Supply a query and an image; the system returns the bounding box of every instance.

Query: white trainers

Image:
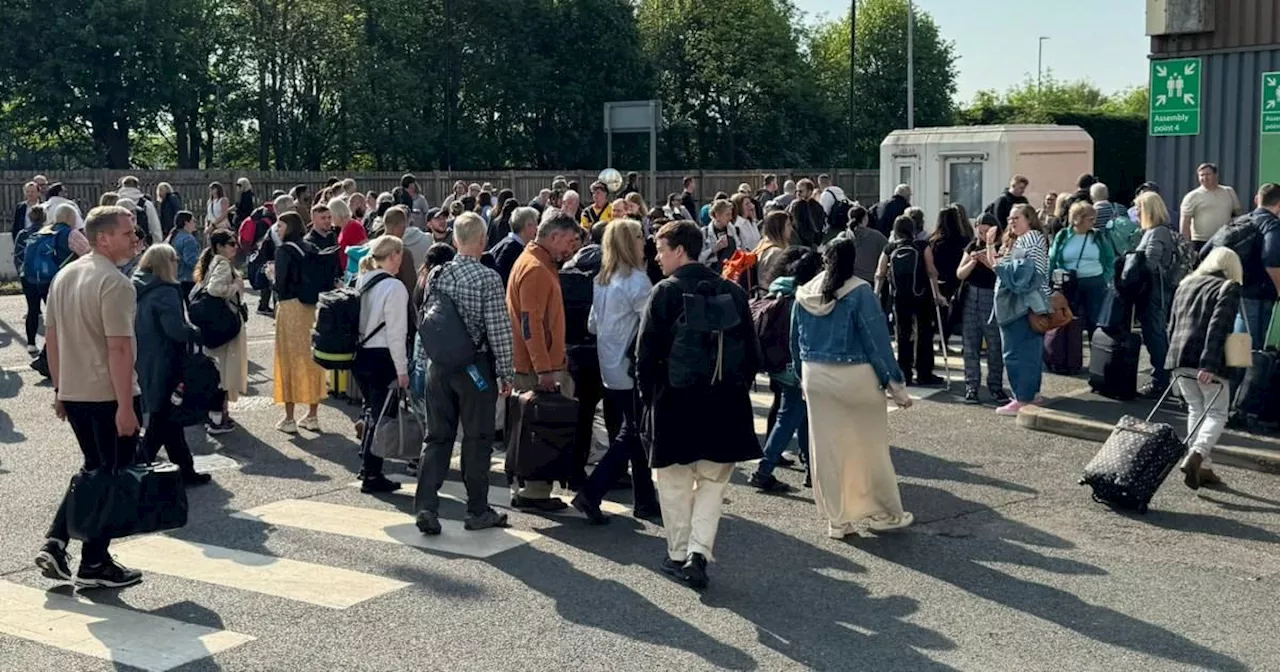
[276,418,298,434]
[868,512,914,532]
[26,344,39,355]
[298,416,321,432]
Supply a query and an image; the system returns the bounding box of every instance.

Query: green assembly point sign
[1150,58,1202,137]
[1261,71,1280,185]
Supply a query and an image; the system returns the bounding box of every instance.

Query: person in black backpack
[876,215,944,386]
[748,247,822,494]
[636,220,762,591]
[271,212,327,434]
[560,223,605,490]
[132,244,211,487]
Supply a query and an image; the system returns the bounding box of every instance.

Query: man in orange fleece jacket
[506,209,583,510]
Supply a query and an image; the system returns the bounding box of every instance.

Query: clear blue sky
[796,0,1150,103]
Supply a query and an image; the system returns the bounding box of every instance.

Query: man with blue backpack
[15,205,74,355]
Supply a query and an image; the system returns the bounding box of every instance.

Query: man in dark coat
[985,175,1030,226]
[786,178,826,248]
[871,184,911,237]
[636,220,762,591]
[487,206,538,286]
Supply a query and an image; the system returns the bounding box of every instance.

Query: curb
[1017,405,1280,475]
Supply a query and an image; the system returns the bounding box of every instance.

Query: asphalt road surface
[0,292,1277,672]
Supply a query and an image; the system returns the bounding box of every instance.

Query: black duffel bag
[67,462,188,541]
[188,286,242,350]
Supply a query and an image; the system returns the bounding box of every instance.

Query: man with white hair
[489,206,540,286]
[116,175,162,244]
[771,179,798,211]
[560,190,582,221]
[871,184,911,237]
[1091,182,1124,226]
[529,188,552,214]
[414,211,515,535]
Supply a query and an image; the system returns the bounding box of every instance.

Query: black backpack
[283,241,340,303]
[750,291,792,374]
[311,272,394,370]
[418,263,478,372]
[669,279,748,388]
[1200,213,1262,282]
[825,188,853,231]
[888,241,927,299]
[173,349,225,426]
[135,196,153,244]
[188,287,242,350]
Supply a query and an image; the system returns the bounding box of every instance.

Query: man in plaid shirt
[414,212,515,535]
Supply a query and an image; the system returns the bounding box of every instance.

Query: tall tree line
[0,0,958,171]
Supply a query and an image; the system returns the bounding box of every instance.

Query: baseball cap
[426,207,444,220]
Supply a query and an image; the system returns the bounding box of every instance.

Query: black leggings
[21,279,49,345]
[354,347,398,480]
[143,401,196,473]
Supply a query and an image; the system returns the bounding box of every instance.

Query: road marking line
[230,499,540,559]
[0,580,254,672]
[345,475,632,516]
[110,537,409,609]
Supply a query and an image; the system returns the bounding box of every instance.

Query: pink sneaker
[995,400,1026,416]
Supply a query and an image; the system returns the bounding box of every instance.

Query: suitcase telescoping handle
[1147,373,1224,443]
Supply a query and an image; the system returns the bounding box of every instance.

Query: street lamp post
[1038,36,1050,91]
[906,0,914,129]
[849,0,856,164]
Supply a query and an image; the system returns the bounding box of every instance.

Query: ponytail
[360,235,403,274]
[194,247,215,284]
[358,253,378,274]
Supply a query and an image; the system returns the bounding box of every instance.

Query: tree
[809,0,959,168]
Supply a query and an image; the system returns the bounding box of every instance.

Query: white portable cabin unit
[879,125,1094,233]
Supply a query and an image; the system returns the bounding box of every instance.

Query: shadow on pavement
[861,484,1249,672]
[489,542,761,671]
[533,514,955,671]
[891,445,1038,495]
[1141,509,1280,544]
[0,368,24,444]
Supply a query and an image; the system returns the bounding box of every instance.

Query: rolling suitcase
[1088,328,1141,399]
[1080,375,1223,513]
[1043,316,1084,375]
[504,390,578,487]
[1233,349,1280,424]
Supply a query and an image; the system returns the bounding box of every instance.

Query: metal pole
[1037,39,1043,90]
[606,131,613,171]
[849,0,856,166]
[649,100,658,210]
[906,0,914,129]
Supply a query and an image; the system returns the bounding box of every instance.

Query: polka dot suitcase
[1080,376,1223,513]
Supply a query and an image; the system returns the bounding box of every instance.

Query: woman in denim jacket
[993,204,1052,416]
[792,237,914,539]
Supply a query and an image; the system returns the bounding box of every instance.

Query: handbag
[67,461,188,541]
[1226,298,1253,368]
[371,386,425,460]
[1029,291,1073,334]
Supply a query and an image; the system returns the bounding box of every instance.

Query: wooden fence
[0,169,881,220]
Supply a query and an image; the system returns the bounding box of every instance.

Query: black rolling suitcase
[1080,375,1223,513]
[1233,349,1280,423]
[1088,328,1141,399]
[504,390,578,487]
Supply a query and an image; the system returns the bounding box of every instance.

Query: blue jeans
[1068,274,1107,336]
[755,384,809,478]
[1000,315,1044,403]
[1140,282,1173,387]
[1236,297,1274,351]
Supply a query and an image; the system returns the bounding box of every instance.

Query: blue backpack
[21,224,72,285]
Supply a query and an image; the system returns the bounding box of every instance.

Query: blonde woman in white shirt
[572,218,660,523]
[353,235,411,495]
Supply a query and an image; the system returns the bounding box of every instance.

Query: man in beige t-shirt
[1180,162,1243,250]
[35,205,147,590]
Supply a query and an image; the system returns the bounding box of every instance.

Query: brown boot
[1181,452,1203,490]
[1198,468,1224,488]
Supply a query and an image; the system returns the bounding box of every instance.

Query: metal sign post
[604,100,663,206]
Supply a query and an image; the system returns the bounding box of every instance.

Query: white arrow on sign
[1269,100,1277,110]
[1156,94,1168,106]
[1185,63,1197,75]
[1269,76,1277,88]
[1156,66,1168,78]
[1183,94,1196,105]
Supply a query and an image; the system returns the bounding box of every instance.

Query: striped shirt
[1015,230,1051,298]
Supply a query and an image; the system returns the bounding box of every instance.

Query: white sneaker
[868,512,914,532]
[276,418,298,434]
[298,416,321,432]
[827,524,849,539]
[26,345,38,355]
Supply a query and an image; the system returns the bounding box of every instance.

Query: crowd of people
[10,164,1280,592]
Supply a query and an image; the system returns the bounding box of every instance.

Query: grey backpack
[418,263,478,371]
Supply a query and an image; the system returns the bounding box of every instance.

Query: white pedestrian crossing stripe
[230,499,541,558]
[0,580,255,672]
[110,537,410,609]
[345,474,633,517]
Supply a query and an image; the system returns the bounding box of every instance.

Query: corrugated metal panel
[1152,0,1279,55]
[1146,49,1280,217]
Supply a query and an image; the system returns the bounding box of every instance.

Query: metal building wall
[1145,48,1280,215]
[1151,0,1280,55]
